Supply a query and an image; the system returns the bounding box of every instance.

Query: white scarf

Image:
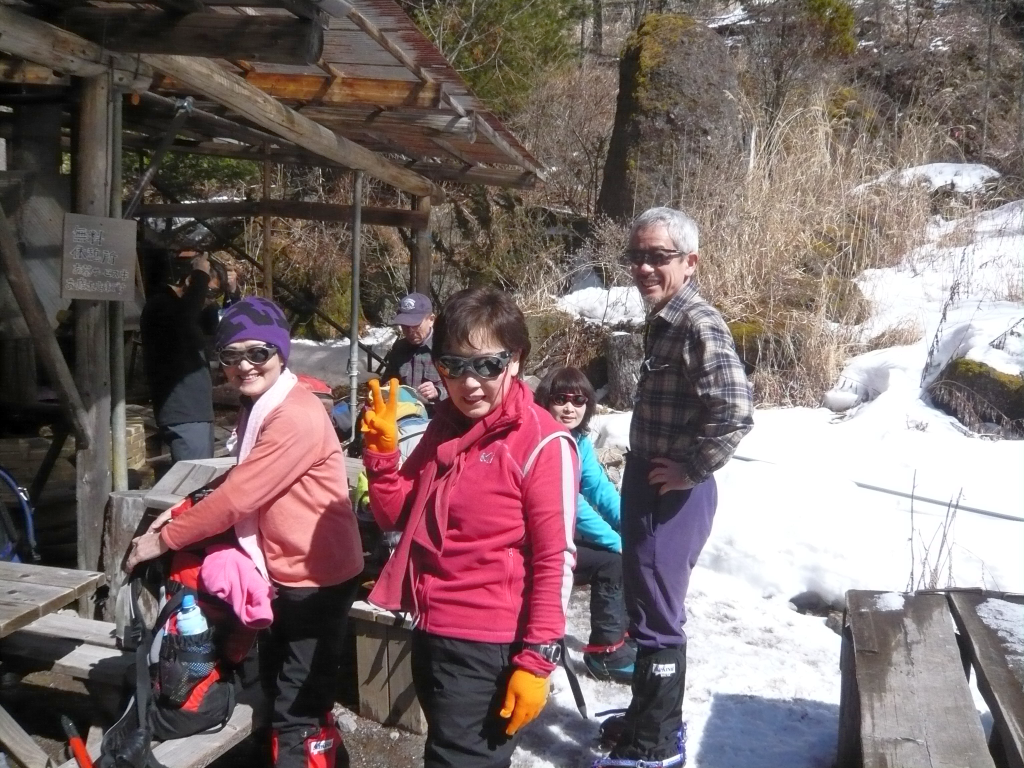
[230,368,298,582]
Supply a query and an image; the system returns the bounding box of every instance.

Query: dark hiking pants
[573,542,627,647]
[411,631,520,768]
[260,578,359,768]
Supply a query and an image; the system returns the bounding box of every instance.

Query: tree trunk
[591,0,603,55]
[604,330,643,410]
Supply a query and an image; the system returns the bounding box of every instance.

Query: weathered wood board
[840,590,995,768]
[949,591,1024,768]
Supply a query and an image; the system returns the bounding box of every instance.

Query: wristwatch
[524,642,562,664]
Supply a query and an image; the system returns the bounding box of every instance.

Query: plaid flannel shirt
[629,280,753,483]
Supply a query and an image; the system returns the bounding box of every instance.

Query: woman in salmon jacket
[362,287,579,768]
[127,297,363,768]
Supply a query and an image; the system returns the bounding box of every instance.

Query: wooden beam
[74,74,113,595]
[133,91,288,149]
[0,57,68,86]
[473,114,545,177]
[147,0,206,15]
[299,106,476,140]
[237,72,442,109]
[0,202,91,449]
[118,135,541,188]
[411,195,431,295]
[138,53,442,202]
[430,137,477,167]
[135,200,429,228]
[50,9,324,66]
[0,6,152,92]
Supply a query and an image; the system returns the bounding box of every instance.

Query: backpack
[99,493,256,766]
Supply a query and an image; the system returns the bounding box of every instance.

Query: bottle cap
[181,594,196,609]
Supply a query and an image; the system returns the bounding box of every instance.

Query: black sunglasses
[621,248,684,268]
[551,393,588,407]
[218,344,278,367]
[435,351,513,380]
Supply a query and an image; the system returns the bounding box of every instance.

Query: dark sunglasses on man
[551,393,588,407]
[621,248,684,268]
[218,344,278,367]
[435,350,512,380]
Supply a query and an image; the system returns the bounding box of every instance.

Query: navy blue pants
[620,455,717,650]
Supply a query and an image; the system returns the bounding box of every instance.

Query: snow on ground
[557,286,646,326]
[534,180,1023,767]
[854,162,1001,194]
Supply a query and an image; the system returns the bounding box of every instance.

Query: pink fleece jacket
[200,543,275,629]
[364,380,579,677]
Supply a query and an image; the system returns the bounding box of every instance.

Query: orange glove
[361,378,399,453]
[499,668,548,735]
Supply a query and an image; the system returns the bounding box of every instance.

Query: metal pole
[122,96,193,219]
[110,91,128,492]
[348,171,362,442]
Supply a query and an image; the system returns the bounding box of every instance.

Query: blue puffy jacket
[574,431,621,553]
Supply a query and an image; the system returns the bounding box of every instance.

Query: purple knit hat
[215,296,291,363]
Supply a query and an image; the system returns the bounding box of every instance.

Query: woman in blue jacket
[536,367,634,683]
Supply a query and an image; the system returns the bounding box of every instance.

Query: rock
[597,14,743,221]
[928,358,1024,436]
[604,330,644,410]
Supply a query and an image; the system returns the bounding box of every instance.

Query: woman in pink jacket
[127,297,363,768]
[363,287,579,768]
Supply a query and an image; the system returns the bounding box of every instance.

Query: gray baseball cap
[393,292,433,325]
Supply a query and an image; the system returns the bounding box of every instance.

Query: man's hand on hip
[648,457,696,495]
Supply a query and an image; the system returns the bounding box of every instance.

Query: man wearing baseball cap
[379,292,446,406]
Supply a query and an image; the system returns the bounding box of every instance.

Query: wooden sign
[61,213,137,301]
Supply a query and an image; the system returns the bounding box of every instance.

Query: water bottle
[175,594,208,635]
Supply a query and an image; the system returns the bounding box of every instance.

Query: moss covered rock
[928,358,1024,435]
[597,14,743,221]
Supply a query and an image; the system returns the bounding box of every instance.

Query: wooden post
[262,151,273,299]
[110,91,128,492]
[74,74,113,610]
[411,195,431,295]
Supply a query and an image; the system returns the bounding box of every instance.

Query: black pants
[161,421,214,463]
[411,631,519,768]
[260,578,359,766]
[573,542,627,647]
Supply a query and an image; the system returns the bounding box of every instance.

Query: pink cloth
[199,543,275,629]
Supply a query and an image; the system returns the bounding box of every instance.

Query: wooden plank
[0,562,105,597]
[21,612,118,648]
[0,6,153,92]
[0,631,131,685]
[102,491,148,623]
[354,618,391,725]
[51,9,324,66]
[0,600,38,640]
[134,200,428,228]
[143,457,236,510]
[386,627,425,734]
[0,702,51,768]
[240,72,441,108]
[0,580,76,612]
[949,592,1024,768]
[138,53,442,201]
[845,590,995,768]
[150,703,253,768]
[0,58,68,86]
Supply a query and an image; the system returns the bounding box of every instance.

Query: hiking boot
[611,645,687,760]
[583,640,636,684]
[593,725,687,767]
[597,711,629,747]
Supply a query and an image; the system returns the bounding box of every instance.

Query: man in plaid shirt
[598,207,753,768]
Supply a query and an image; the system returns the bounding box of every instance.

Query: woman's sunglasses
[435,350,512,380]
[551,393,588,407]
[218,344,278,367]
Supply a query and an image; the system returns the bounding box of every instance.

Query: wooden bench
[837,589,1024,768]
[0,613,261,768]
[348,599,426,734]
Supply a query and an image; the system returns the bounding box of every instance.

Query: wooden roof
[0,0,544,191]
